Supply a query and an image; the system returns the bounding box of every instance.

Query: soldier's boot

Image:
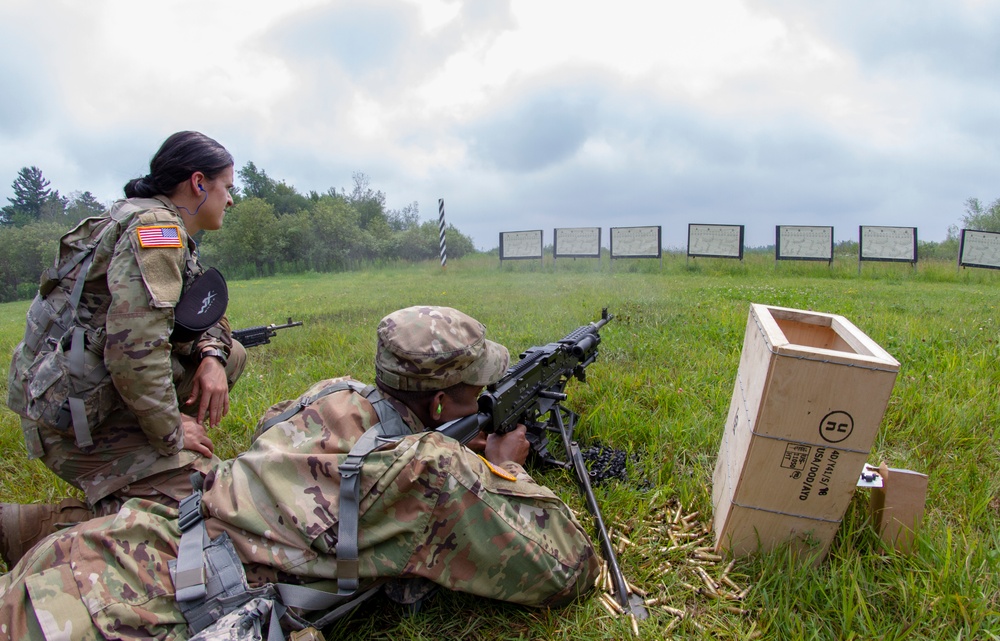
[0,498,94,567]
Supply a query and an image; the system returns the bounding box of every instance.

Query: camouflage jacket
[0,378,600,640]
[7,197,233,502]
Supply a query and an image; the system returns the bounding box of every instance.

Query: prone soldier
[0,306,600,640]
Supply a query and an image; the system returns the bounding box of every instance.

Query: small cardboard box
[868,463,929,554]
[713,304,900,561]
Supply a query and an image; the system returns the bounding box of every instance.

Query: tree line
[0,164,475,302]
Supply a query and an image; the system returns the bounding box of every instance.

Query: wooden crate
[712,304,899,561]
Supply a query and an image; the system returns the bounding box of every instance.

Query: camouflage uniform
[7,197,246,507]
[0,307,600,640]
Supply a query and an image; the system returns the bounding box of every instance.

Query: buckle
[177,491,203,532]
[339,458,363,479]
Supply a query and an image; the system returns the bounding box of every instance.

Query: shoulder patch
[127,226,186,307]
[136,225,184,248]
[478,454,518,482]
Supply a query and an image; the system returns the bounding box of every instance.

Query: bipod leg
[551,410,648,620]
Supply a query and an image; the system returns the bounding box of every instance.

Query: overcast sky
[2,0,998,249]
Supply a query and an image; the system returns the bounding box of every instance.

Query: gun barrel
[233,318,303,348]
[269,318,304,330]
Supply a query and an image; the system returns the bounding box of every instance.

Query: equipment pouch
[187,597,278,641]
[9,325,121,442]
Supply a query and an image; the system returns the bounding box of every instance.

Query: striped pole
[438,198,448,269]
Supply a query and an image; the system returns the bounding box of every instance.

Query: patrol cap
[172,267,228,343]
[375,306,510,392]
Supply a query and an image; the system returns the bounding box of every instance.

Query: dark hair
[124,131,233,198]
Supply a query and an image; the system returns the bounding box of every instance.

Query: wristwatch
[199,347,228,367]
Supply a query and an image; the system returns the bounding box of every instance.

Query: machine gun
[232,318,303,348]
[437,309,647,619]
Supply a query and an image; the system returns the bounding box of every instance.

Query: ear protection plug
[437,404,443,415]
[198,184,205,192]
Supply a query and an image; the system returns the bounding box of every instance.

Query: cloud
[1,0,998,250]
[270,1,420,80]
[748,0,1000,80]
[464,82,597,172]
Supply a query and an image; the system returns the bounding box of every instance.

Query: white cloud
[2,0,999,248]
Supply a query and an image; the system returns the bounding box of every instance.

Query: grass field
[1,252,998,639]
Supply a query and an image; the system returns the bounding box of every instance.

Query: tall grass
[1,253,998,639]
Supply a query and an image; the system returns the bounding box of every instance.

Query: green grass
[1,253,999,639]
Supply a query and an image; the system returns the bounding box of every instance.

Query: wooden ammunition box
[712,304,899,562]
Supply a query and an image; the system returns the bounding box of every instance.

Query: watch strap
[199,347,228,366]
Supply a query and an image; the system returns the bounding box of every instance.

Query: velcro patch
[137,225,183,248]
[478,455,517,481]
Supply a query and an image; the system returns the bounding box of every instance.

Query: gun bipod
[547,404,648,620]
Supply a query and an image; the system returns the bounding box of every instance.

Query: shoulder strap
[335,387,411,595]
[174,487,211,602]
[61,219,121,448]
[255,380,368,437]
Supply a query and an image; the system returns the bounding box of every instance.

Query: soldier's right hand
[181,414,215,457]
[484,424,529,467]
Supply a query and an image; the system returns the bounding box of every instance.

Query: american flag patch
[137,225,183,248]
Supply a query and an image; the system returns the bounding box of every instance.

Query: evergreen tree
[40,190,68,221]
[65,191,107,223]
[6,166,52,224]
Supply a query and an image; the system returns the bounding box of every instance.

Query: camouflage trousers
[0,500,189,641]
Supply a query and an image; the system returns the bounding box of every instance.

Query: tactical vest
[173,381,415,640]
[6,199,203,451]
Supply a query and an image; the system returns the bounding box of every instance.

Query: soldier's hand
[187,356,230,428]
[485,424,529,467]
[181,415,215,457]
[466,430,488,452]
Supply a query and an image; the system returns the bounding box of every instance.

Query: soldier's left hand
[466,430,488,452]
[187,356,230,428]
[181,414,215,457]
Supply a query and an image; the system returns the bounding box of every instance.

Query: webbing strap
[50,226,105,449]
[335,388,412,595]
[67,398,91,449]
[256,381,368,437]
[367,392,410,437]
[296,582,384,629]
[66,326,94,447]
[267,602,284,641]
[175,491,209,602]
[335,428,386,594]
[66,237,99,312]
[276,581,381,612]
[60,243,91,282]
